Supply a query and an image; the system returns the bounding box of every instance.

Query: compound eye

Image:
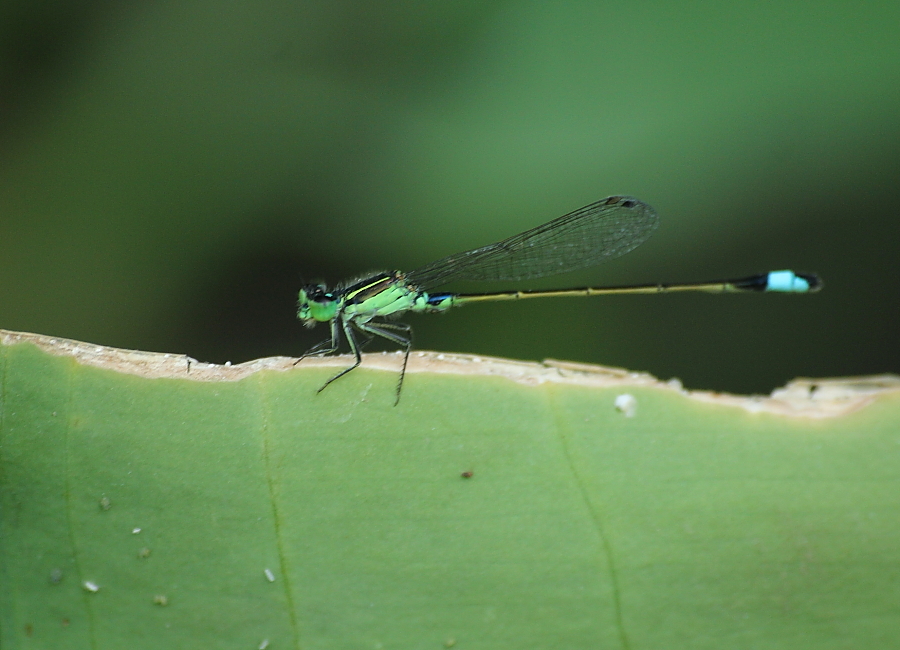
[302,284,328,301]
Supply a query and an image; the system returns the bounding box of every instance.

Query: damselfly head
[297,283,338,325]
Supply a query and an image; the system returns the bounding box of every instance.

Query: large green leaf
[2,330,899,649]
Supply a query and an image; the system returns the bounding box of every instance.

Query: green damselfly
[296,196,820,403]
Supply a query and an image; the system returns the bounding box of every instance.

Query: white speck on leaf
[614,393,637,418]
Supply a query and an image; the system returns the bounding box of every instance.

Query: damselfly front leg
[293,317,341,365]
[315,316,365,393]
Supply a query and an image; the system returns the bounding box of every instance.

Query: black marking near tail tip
[732,274,771,291]
[796,272,823,291]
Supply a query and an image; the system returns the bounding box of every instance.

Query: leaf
[2,330,899,649]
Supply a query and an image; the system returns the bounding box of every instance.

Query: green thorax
[297,272,458,326]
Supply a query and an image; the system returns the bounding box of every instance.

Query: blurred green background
[1,1,898,394]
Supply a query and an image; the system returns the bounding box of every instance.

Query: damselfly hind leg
[355,320,412,405]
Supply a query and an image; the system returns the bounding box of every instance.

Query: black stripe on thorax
[342,271,402,304]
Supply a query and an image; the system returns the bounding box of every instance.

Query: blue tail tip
[767,270,822,293]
